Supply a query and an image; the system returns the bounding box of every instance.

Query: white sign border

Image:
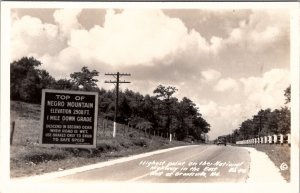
[40,89,99,149]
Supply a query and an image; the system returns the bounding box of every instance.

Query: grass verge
[11,137,186,177]
[10,101,189,178]
[251,144,290,182]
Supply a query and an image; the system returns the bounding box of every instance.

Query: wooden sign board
[40,89,98,148]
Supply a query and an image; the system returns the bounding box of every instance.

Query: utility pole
[254,113,266,138]
[105,72,131,138]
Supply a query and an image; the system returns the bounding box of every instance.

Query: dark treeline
[11,57,210,142]
[220,85,291,143]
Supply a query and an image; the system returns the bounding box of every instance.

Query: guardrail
[236,133,291,145]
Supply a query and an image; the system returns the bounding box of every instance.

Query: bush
[128,131,140,138]
[17,147,69,164]
[183,135,195,143]
[132,138,148,147]
[97,140,120,152]
[117,138,133,148]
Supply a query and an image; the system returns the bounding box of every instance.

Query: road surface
[52,145,251,183]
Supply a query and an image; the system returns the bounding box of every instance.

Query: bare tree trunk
[102,119,106,137]
[10,121,15,145]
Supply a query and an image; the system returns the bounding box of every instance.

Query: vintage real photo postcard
[1,1,299,193]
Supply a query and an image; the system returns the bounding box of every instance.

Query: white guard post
[273,134,277,144]
[287,133,291,145]
[279,134,284,144]
[268,136,272,144]
[113,122,116,138]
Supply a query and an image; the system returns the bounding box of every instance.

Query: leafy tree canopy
[70,66,99,91]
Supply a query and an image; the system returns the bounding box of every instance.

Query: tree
[227,85,292,142]
[128,92,144,117]
[52,79,74,90]
[11,57,58,103]
[136,120,153,138]
[70,66,99,91]
[176,97,197,140]
[118,96,132,124]
[232,129,240,143]
[284,85,291,104]
[277,107,291,134]
[11,57,43,103]
[153,85,178,100]
[37,69,55,89]
[21,69,42,102]
[151,96,165,136]
[140,95,156,125]
[153,85,178,137]
[252,109,269,137]
[264,109,281,135]
[239,119,255,140]
[192,116,210,141]
[280,86,291,134]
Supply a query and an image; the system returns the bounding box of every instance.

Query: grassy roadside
[243,144,290,182]
[10,101,189,178]
[11,137,187,177]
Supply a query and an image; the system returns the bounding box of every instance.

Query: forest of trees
[10,57,210,142]
[221,85,291,143]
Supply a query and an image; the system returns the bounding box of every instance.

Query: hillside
[10,100,189,177]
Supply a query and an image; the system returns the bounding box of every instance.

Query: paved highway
[54,145,251,183]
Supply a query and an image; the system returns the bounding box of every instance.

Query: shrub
[132,138,148,147]
[97,140,120,152]
[128,131,140,138]
[118,139,133,148]
[18,147,68,164]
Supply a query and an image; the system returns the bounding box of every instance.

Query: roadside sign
[40,89,98,148]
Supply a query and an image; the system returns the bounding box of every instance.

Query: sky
[10,8,290,139]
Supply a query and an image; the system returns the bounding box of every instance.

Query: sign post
[40,89,98,148]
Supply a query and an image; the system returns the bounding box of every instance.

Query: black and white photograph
[0,2,299,193]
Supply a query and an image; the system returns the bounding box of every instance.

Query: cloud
[11,9,289,81]
[240,68,290,109]
[11,9,100,79]
[199,68,289,139]
[53,9,82,38]
[201,69,221,82]
[67,9,216,67]
[209,36,223,54]
[221,10,288,53]
[11,15,64,60]
[199,100,219,117]
[199,101,245,139]
[69,9,187,66]
[214,78,239,92]
[10,9,290,140]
